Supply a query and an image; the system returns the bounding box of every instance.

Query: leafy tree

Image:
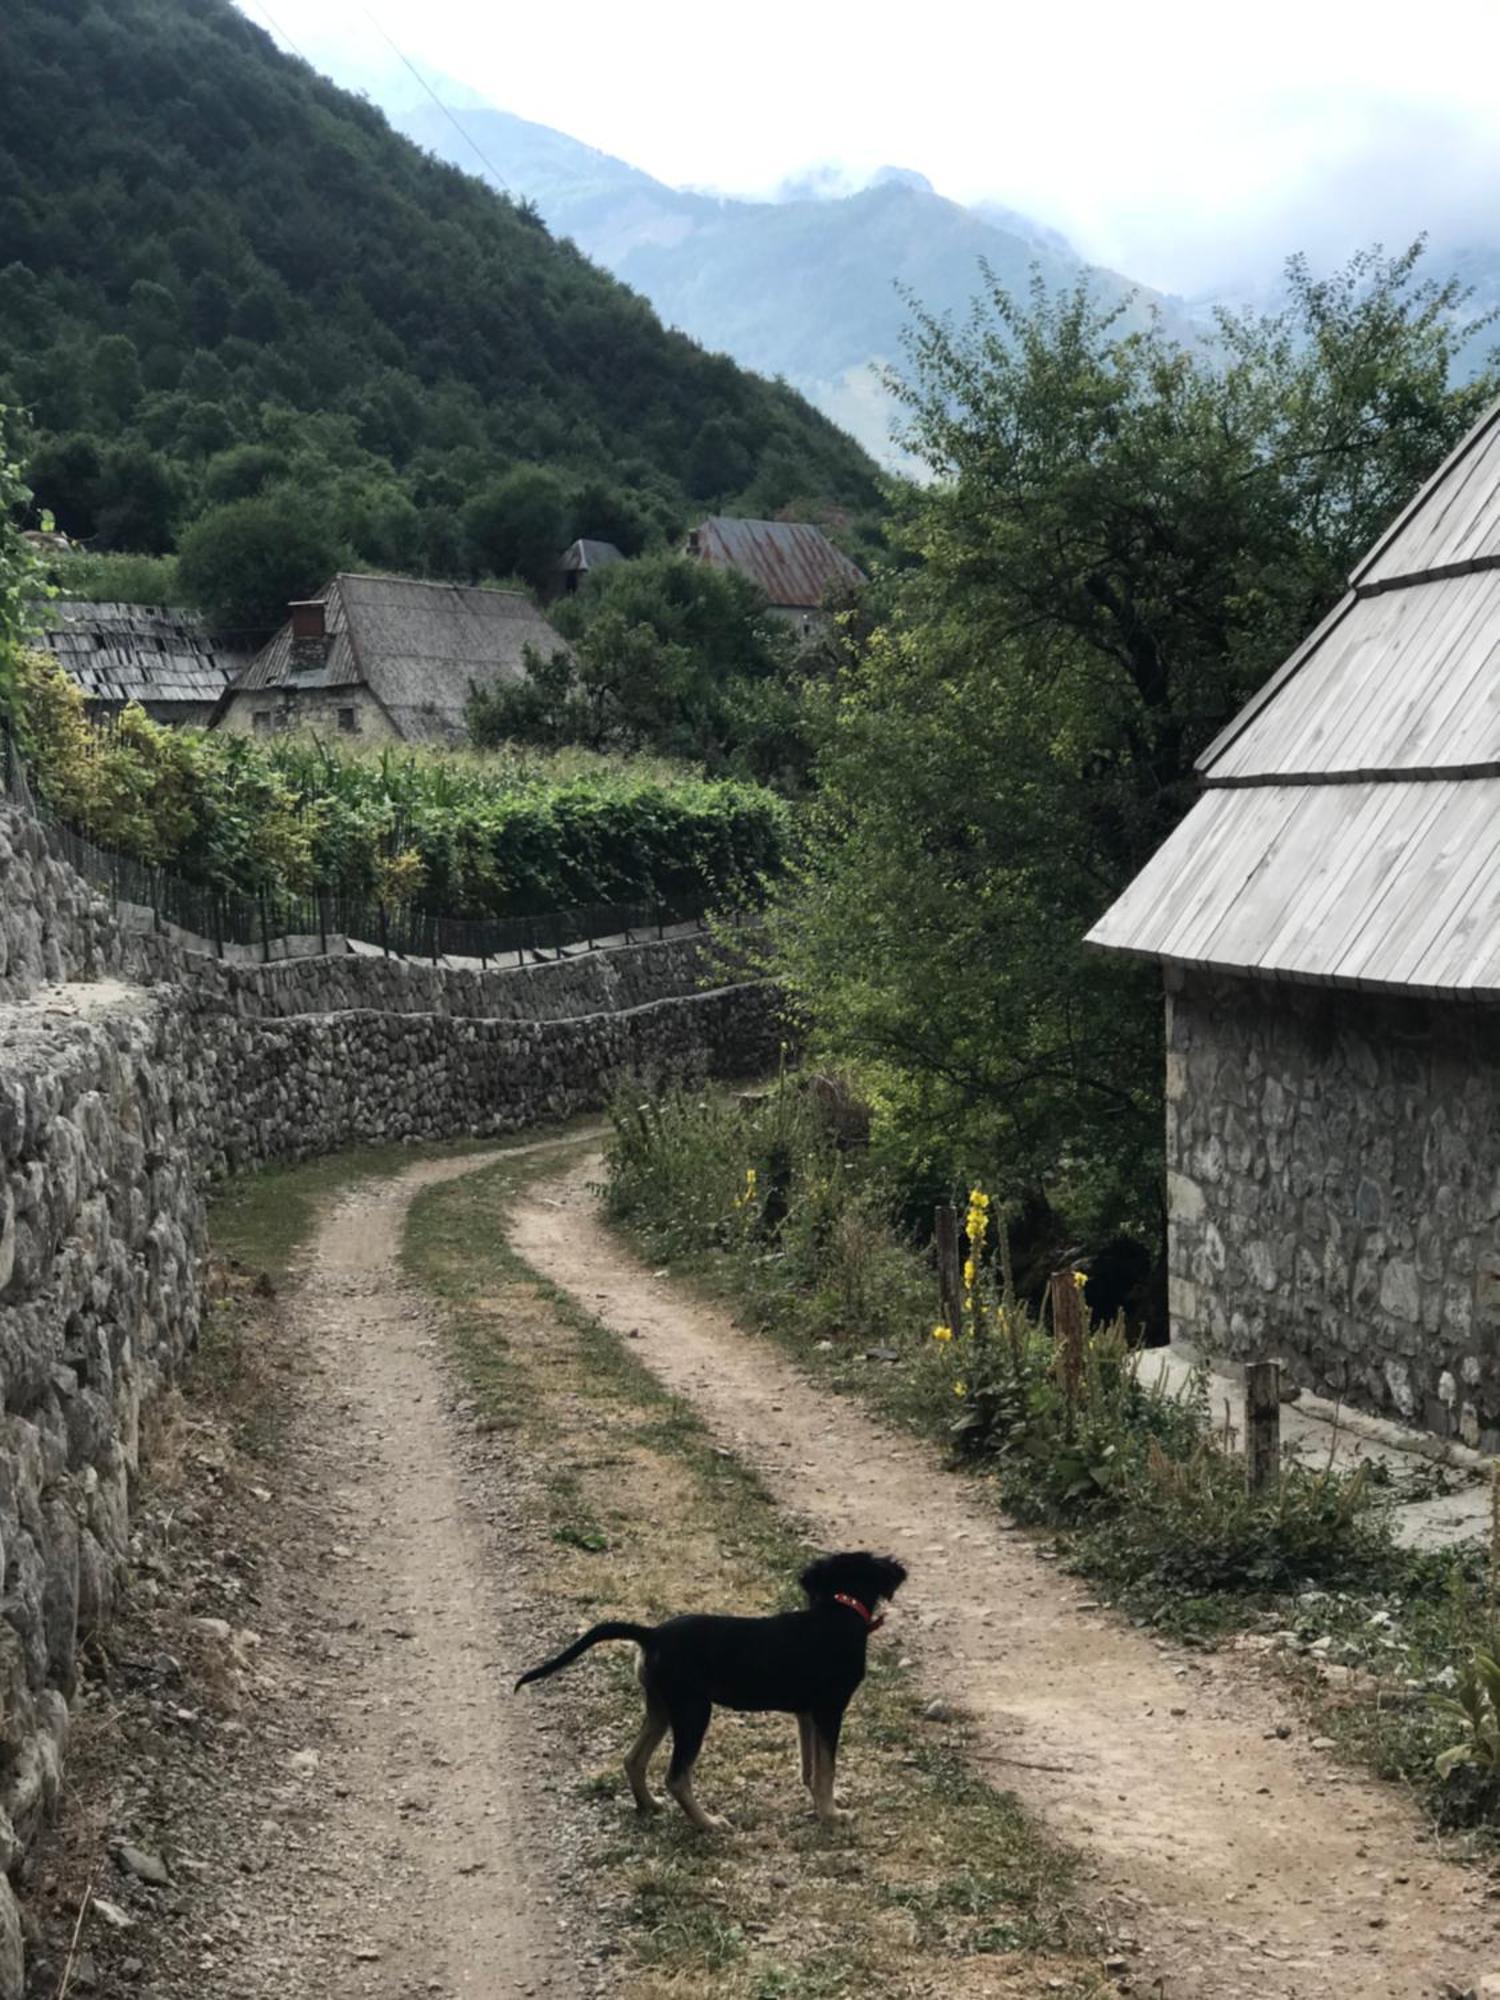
[27,433,104,541]
[0,407,43,736]
[176,491,347,636]
[93,443,177,553]
[468,553,805,780]
[767,245,1499,1247]
[462,466,572,588]
[188,271,233,346]
[91,334,144,427]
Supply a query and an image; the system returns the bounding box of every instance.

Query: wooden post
[1049,1270,1086,1441]
[1245,1360,1282,1495]
[935,1204,962,1334]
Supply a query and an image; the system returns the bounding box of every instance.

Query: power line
[238,0,313,67]
[243,0,514,198]
[358,5,512,193]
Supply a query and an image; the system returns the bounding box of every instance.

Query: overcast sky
[237,0,1500,293]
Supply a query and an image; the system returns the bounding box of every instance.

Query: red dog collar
[833,1592,884,1631]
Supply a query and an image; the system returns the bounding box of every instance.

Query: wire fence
[0,725,708,967]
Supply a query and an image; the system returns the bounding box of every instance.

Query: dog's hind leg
[809,1706,849,1825]
[623,1693,670,1813]
[796,1713,815,1790]
[665,1697,730,1833]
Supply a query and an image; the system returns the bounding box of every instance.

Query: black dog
[514,1550,907,1830]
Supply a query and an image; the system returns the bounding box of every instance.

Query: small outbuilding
[549,537,625,600]
[1089,397,1500,1446]
[38,600,247,726]
[216,573,572,744]
[684,517,865,634]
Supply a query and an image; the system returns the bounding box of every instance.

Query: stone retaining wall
[1167,967,1500,1449]
[0,805,779,1990]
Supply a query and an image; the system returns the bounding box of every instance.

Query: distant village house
[1089,396,1500,1449]
[215,573,572,744]
[549,537,625,600]
[684,517,865,636]
[37,601,248,728]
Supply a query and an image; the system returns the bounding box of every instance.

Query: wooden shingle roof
[1088,398,1500,999]
[227,574,571,743]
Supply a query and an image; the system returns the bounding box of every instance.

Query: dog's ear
[799,1553,839,1601]
[871,1555,908,1602]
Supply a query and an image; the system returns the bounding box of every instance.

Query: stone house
[216,573,571,744]
[684,517,865,636]
[37,600,248,726]
[1088,397,1500,1446]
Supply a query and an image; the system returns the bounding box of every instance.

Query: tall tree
[767,246,1498,1242]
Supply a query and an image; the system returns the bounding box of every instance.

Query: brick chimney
[289,599,325,641]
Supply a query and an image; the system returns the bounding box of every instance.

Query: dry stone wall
[1166,967,1500,1449]
[0,805,779,1991]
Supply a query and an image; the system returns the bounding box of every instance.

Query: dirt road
[273,1148,591,1999]
[511,1155,1500,2000]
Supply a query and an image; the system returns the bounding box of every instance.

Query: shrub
[13,667,790,916]
[605,1079,1388,1616]
[47,549,181,605]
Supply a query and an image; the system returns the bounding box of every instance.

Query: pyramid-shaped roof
[1088,399,1500,998]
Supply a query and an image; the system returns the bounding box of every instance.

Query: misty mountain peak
[867,165,934,195]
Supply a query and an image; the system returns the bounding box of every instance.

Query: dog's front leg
[809,1708,849,1824]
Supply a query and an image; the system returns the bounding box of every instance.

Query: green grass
[208,1119,603,1282]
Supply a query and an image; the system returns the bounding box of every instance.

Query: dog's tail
[514,1621,654,1691]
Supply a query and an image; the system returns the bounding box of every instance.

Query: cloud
[235,0,1500,295]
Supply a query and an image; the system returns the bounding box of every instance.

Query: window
[337,707,358,734]
[252,710,273,733]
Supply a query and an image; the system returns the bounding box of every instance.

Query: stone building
[684,516,865,636]
[1088,397,1500,1446]
[37,600,248,726]
[216,573,571,744]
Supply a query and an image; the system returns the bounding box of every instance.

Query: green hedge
[16,652,788,917]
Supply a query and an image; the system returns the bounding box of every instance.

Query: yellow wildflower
[954,1380,968,1397]
[1072,1267,1088,1290]
[932,1323,954,1343]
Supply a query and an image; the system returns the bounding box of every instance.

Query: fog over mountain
[242,12,1500,468]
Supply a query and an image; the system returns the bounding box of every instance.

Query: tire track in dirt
[267,1144,602,2000]
[509,1155,1500,2000]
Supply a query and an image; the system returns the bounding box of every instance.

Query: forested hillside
[0,0,881,627]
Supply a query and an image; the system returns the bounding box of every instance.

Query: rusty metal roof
[686,517,865,609]
[39,601,248,713]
